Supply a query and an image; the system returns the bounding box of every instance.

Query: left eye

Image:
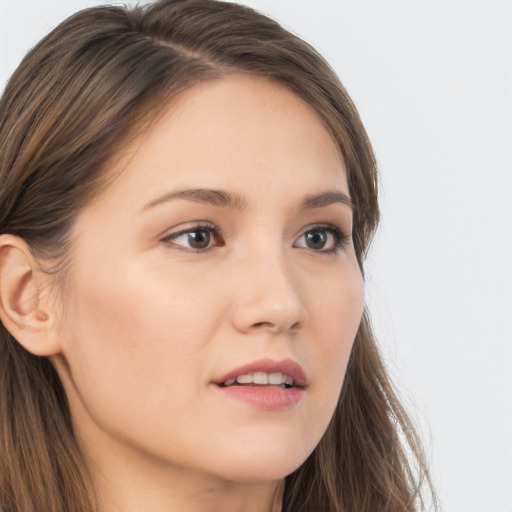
[294,226,346,252]
[162,225,223,252]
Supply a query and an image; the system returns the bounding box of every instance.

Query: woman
[0,1,435,511]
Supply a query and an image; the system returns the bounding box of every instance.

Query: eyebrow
[301,191,353,210]
[143,188,353,212]
[144,188,248,211]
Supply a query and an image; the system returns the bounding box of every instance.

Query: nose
[230,249,309,335]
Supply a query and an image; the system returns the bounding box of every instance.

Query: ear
[0,234,61,356]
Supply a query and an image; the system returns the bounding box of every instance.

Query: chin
[206,442,313,484]
[216,462,303,484]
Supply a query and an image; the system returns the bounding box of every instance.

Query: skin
[0,75,364,512]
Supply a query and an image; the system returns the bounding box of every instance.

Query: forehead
[86,74,347,214]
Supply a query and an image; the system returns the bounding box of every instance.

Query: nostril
[252,322,272,329]
[249,320,302,333]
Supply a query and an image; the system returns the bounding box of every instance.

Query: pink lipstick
[212,358,307,411]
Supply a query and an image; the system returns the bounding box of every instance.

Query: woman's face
[52,75,364,484]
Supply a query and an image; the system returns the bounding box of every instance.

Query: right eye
[161,224,224,253]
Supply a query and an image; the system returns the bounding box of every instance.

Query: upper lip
[213,358,308,388]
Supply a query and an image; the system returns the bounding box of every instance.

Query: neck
[94,465,285,512]
[84,432,284,512]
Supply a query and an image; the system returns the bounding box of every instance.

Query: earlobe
[0,234,60,356]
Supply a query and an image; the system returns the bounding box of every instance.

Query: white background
[1,1,511,511]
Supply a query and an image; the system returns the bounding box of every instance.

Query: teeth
[253,372,268,385]
[268,372,283,385]
[223,372,295,387]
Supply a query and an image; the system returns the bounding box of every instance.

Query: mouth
[213,358,308,390]
[219,371,296,389]
[212,358,307,410]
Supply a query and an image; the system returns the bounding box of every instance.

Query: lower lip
[213,385,305,411]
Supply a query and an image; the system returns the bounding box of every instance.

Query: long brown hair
[0,1,436,511]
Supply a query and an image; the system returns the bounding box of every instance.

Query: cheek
[57,257,217,436]
[311,259,364,347]
[305,262,364,411]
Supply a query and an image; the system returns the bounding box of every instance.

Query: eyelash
[299,224,350,255]
[161,222,350,255]
[161,223,224,254]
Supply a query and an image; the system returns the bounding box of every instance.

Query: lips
[213,358,308,388]
[212,358,307,410]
